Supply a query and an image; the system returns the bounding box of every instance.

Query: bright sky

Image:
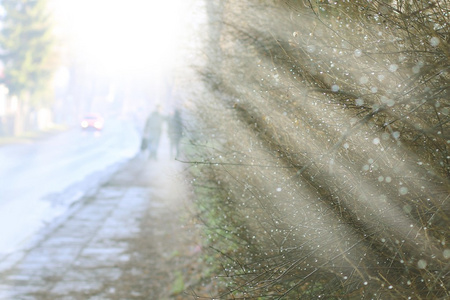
[50,0,186,75]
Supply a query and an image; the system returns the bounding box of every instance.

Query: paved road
[0,118,140,258]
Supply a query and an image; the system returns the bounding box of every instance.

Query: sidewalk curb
[0,156,135,272]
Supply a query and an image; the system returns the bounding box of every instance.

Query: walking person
[168,109,183,158]
[143,106,165,160]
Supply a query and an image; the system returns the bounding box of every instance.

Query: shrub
[185,0,450,298]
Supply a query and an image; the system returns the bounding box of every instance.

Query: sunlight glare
[52,0,184,75]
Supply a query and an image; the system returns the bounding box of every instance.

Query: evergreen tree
[0,0,57,104]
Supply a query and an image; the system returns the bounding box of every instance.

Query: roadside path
[0,154,204,299]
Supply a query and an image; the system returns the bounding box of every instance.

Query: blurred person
[168,109,183,158]
[142,105,165,159]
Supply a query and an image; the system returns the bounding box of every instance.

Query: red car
[80,113,104,130]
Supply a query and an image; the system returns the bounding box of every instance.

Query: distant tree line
[185,0,449,298]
